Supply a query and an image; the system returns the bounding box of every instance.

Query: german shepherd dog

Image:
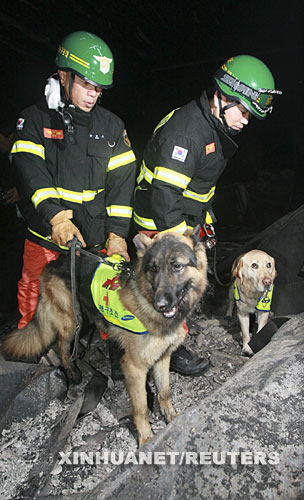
[1,228,207,445]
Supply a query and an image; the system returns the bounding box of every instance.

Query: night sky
[0,0,303,191]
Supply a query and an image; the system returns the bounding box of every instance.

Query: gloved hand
[106,232,130,261]
[50,210,86,248]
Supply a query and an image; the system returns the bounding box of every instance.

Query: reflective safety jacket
[11,100,136,251]
[91,255,148,334]
[233,281,273,311]
[133,91,238,233]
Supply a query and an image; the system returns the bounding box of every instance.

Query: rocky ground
[0,242,252,499]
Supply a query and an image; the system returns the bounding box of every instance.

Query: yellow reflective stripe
[133,212,186,234]
[154,167,191,189]
[133,211,157,230]
[136,170,144,184]
[82,188,104,201]
[107,150,136,172]
[69,53,90,69]
[159,221,187,234]
[183,186,215,203]
[11,140,45,160]
[32,188,60,207]
[136,160,153,185]
[106,205,133,218]
[27,228,69,250]
[32,187,104,208]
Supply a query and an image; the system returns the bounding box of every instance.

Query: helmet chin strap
[217,92,241,136]
[66,73,74,106]
[59,73,76,145]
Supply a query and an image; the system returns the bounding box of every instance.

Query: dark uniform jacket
[12,100,136,251]
[133,91,238,233]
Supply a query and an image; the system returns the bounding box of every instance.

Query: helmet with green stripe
[55,31,114,89]
[214,55,282,119]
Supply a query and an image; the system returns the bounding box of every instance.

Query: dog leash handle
[67,237,83,251]
[70,237,82,361]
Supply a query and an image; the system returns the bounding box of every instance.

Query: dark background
[0,0,303,218]
[0,0,303,320]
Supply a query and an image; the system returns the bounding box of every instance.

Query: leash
[69,237,82,361]
[69,237,134,361]
[210,245,233,287]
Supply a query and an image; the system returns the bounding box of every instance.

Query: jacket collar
[198,91,238,159]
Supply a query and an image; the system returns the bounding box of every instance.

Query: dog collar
[182,321,189,335]
[233,280,273,311]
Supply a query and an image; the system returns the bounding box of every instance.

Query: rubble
[0,268,249,498]
[1,240,302,499]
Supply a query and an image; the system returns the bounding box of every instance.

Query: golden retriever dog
[226,249,277,356]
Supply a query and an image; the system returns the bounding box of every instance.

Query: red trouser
[17,239,60,329]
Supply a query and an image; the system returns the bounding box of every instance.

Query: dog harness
[91,256,148,335]
[233,280,273,312]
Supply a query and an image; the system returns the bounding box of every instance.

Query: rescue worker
[132,54,282,376]
[11,31,137,337]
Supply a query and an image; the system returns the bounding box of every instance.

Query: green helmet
[55,31,114,89]
[214,55,282,119]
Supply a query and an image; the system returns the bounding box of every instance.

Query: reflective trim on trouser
[17,239,60,329]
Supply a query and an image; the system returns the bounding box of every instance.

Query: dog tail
[1,309,57,361]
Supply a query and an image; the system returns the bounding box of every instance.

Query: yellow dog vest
[91,255,148,334]
[233,280,273,312]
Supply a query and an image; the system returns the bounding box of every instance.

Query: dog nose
[154,297,169,311]
[263,277,272,287]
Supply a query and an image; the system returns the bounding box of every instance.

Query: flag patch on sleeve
[16,118,25,130]
[43,128,64,139]
[171,145,188,162]
[205,142,216,155]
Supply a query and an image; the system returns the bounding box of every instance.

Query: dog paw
[241,344,254,357]
[67,367,82,385]
[160,404,178,423]
[138,430,154,447]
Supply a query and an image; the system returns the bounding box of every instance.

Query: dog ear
[274,268,278,280]
[133,233,153,253]
[184,225,201,246]
[233,256,244,284]
[191,225,201,245]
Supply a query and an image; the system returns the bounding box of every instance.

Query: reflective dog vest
[233,280,273,312]
[91,256,148,334]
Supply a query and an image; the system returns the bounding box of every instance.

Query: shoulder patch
[171,145,188,162]
[205,142,216,155]
[43,128,64,139]
[153,108,178,134]
[123,129,131,147]
[16,118,25,130]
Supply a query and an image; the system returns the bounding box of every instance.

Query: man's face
[59,71,102,112]
[224,100,251,132]
[214,93,252,132]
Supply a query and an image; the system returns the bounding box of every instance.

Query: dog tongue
[164,306,177,318]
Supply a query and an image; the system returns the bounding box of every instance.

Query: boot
[108,339,124,380]
[170,345,209,377]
